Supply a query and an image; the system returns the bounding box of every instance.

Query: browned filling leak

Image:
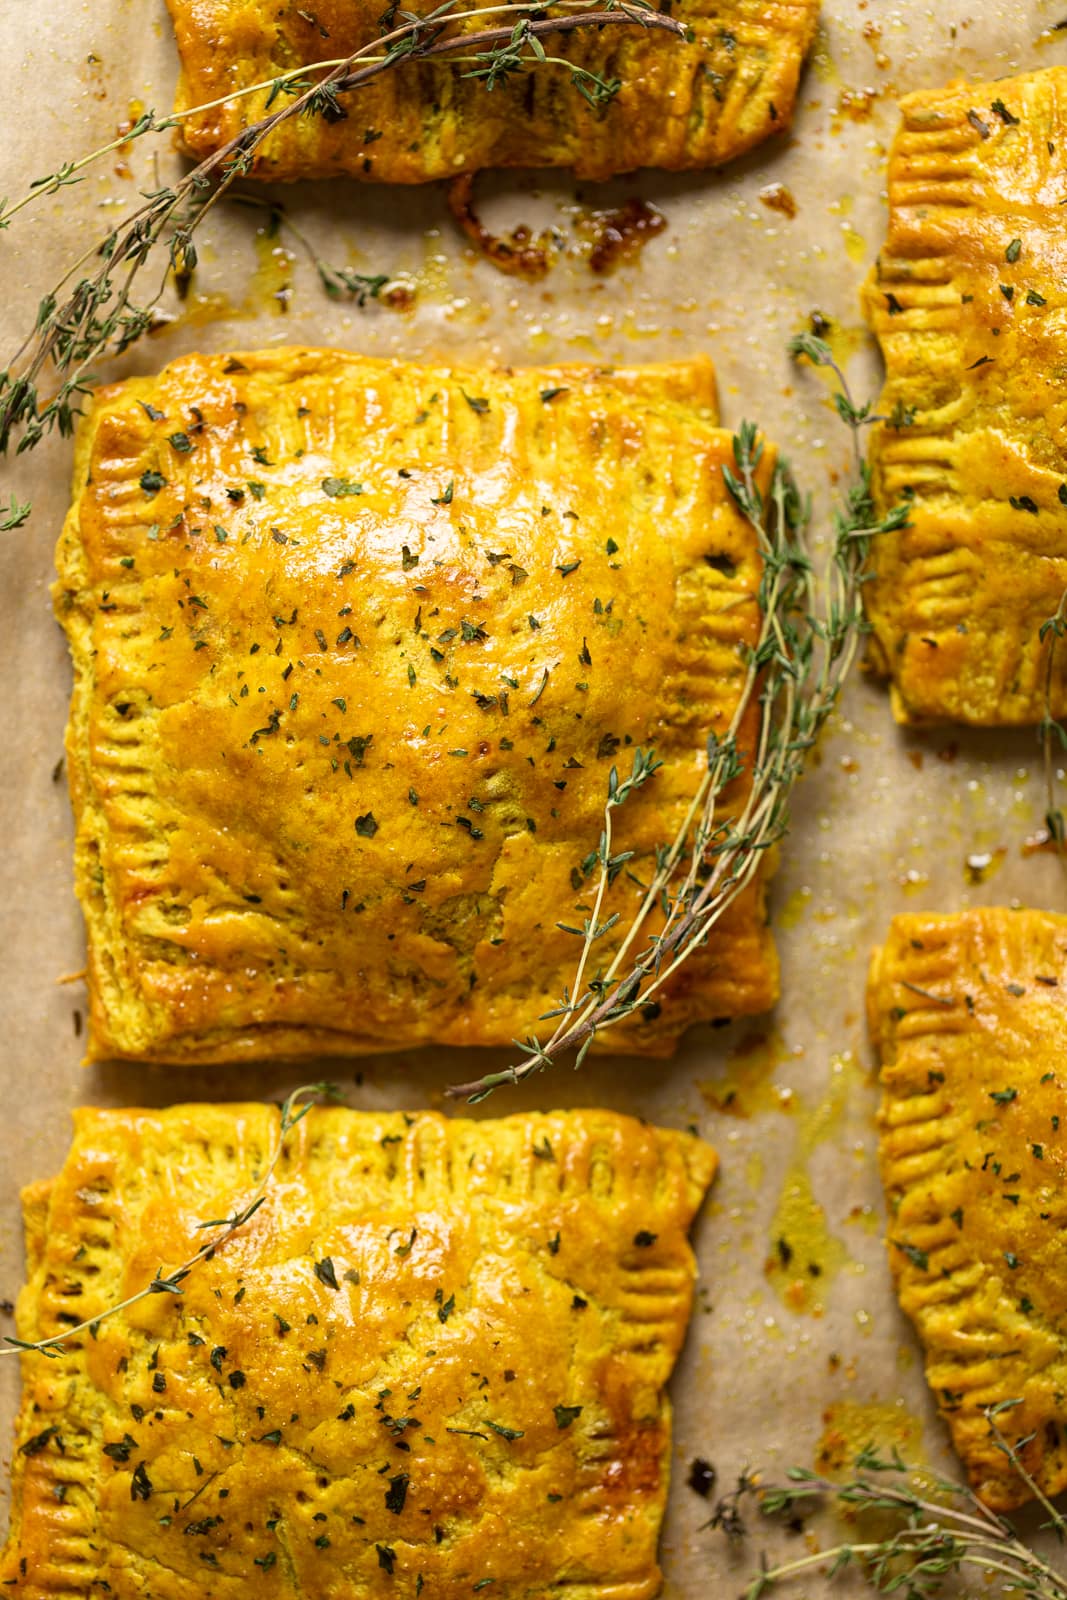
[758,182,797,218]
[447,177,667,277]
[579,198,667,273]
[447,173,555,279]
[380,281,417,312]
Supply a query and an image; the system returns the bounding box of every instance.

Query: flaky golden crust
[0,1106,715,1599]
[863,67,1067,726]
[54,347,778,1064]
[871,909,1067,1509]
[165,0,818,182]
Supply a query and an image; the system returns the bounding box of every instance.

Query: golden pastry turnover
[870,907,1067,1509]
[863,67,1067,725]
[55,347,778,1064]
[0,1104,715,1598]
[165,0,819,182]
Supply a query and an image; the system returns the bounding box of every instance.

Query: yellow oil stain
[247,229,295,316]
[815,1399,925,1482]
[118,99,145,143]
[844,1202,881,1235]
[153,290,238,334]
[793,314,868,380]
[813,1399,949,1536]
[764,1056,858,1314]
[797,1054,853,1154]
[698,1028,796,1117]
[809,20,838,84]
[415,235,453,302]
[746,1151,765,1192]
[565,333,603,358]
[617,309,665,342]
[896,1340,916,1371]
[765,1166,849,1315]
[777,885,812,930]
[843,225,868,265]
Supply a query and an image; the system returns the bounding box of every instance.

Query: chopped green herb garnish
[314,1257,339,1290]
[486,1420,524,1440]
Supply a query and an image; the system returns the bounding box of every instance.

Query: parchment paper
[1,0,1064,1591]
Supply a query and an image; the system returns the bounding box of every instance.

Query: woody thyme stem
[0,0,683,457]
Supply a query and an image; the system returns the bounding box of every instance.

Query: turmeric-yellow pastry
[871,908,1067,1509]
[55,347,778,1064]
[0,1104,715,1598]
[863,67,1067,725]
[165,0,819,182]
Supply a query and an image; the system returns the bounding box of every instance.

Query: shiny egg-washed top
[0,1104,716,1598]
[55,349,778,1063]
[864,67,1067,725]
[166,0,819,181]
[871,908,1067,1509]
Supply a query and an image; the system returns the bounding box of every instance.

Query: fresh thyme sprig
[1039,590,1067,866]
[228,192,395,307]
[712,1407,1067,1599]
[448,334,908,1102]
[0,495,30,531]
[0,0,682,458]
[1,1083,340,1360]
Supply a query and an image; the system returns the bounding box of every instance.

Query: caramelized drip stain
[381,281,417,312]
[579,199,667,273]
[447,177,666,277]
[758,183,797,218]
[447,173,555,279]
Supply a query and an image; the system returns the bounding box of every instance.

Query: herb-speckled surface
[167,0,819,181]
[864,67,1067,725]
[56,349,774,1063]
[0,0,1064,1593]
[872,909,1067,1511]
[1,1106,713,1597]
